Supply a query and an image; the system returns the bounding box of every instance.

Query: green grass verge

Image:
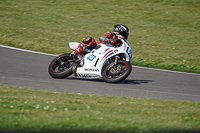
[0,0,200,73]
[0,85,200,132]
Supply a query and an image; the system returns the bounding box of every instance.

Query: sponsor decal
[87,54,96,61]
[78,74,91,78]
[85,68,99,72]
[114,50,118,53]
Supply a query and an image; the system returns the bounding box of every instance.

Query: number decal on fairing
[87,54,96,61]
[126,47,132,60]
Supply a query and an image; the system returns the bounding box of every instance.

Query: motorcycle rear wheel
[102,60,132,83]
[48,53,76,78]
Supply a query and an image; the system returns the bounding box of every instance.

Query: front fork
[115,55,119,65]
[108,55,120,70]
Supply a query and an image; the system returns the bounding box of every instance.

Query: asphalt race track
[0,45,200,102]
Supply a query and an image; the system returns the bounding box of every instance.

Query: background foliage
[0,0,200,73]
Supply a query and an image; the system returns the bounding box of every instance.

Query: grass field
[0,0,200,132]
[0,0,200,73]
[0,85,200,132]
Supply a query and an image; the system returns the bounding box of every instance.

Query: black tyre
[102,60,132,83]
[48,53,76,78]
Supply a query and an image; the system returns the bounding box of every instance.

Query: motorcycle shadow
[65,77,105,82]
[120,79,154,84]
[65,77,153,85]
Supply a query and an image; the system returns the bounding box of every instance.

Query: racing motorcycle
[48,35,132,83]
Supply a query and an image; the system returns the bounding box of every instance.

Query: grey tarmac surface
[0,45,200,102]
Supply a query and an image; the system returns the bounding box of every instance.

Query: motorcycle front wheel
[48,53,76,78]
[102,60,132,83]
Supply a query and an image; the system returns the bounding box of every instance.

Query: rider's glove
[109,38,120,46]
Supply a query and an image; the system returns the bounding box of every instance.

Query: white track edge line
[132,66,200,76]
[1,44,200,76]
[0,44,57,56]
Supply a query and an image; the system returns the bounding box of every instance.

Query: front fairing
[118,39,132,63]
[76,40,132,78]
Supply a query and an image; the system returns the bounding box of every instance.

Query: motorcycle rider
[71,24,129,58]
[99,24,129,45]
